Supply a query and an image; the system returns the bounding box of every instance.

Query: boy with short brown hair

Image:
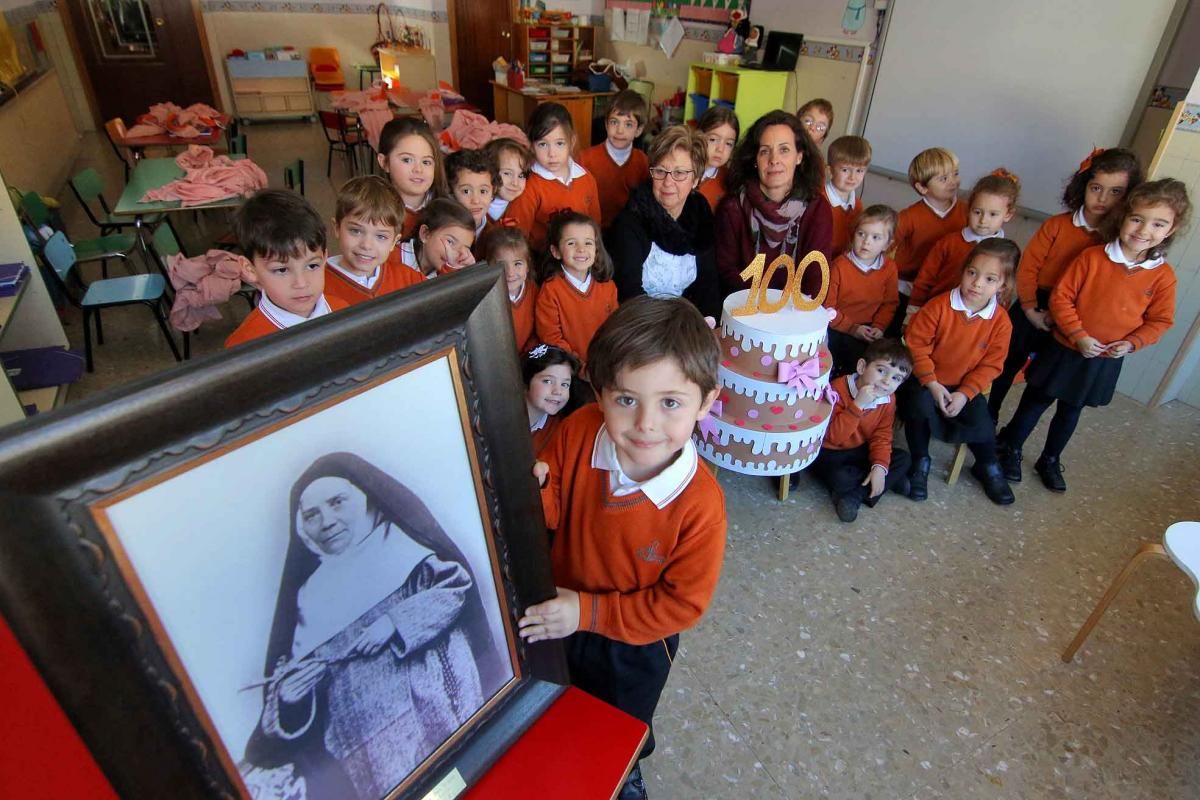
[578,89,650,228]
[324,176,422,307]
[519,295,726,800]
[825,135,872,255]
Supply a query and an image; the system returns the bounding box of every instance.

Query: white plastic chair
[1061,521,1200,662]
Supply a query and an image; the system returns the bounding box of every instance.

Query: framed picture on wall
[0,267,567,800]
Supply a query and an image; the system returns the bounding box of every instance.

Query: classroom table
[491,83,615,148]
[119,114,231,160]
[353,63,383,90]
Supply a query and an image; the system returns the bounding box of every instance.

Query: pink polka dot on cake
[788,424,798,430]
[793,410,804,419]
[759,355,773,367]
[734,419,745,427]
[747,409,759,419]
[809,415,822,422]
[729,347,740,357]
[762,424,773,430]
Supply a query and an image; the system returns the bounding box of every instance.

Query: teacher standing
[715,110,833,297]
[607,125,721,319]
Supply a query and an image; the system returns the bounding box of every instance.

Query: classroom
[0,0,1197,798]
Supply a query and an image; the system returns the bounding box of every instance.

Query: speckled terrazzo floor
[48,128,1200,799]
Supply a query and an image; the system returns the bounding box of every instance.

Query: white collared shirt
[824,180,856,211]
[1071,206,1097,231]
[846,372,891,410]
[475,215,487,238]
[922,197,957,219]
[1105,238,1164,270]
[702,165,719,181]
[591,424,699,508]
[326,255,379,290]
[405,192,431,214]
[949,287,997,319]
[257,292,333,330]
[488,196,510,222]
[848,250,883,273]
[510,283,525,304]
[961,226,1004,244]
[530,412,548,432]
[606,140,632,167]
[398,241,433,279]
[531,159,587,187]
[562,266,592,293]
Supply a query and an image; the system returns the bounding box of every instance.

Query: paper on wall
[606,8,626,42]
[625,9,650,46]
[660,15,685,58]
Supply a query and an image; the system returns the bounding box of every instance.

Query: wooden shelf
[17,384,66,415]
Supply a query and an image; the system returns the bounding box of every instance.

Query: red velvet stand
[466,686,648,799]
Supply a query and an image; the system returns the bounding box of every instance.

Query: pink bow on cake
[697,400,723,441]
[777,356,821,393]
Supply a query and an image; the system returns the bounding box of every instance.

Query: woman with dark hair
[606,125,721,318]
[243,453,508,800]
[715,110,833,296]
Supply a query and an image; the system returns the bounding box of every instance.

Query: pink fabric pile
[124,102,225,139]
[168,249,249,332]
[141,146,269,207]
[439,110,529,151]
[330,90,393,151]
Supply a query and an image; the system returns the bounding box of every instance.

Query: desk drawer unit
[225,58,316,123]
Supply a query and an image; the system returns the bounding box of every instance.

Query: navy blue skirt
[1025,340,1123,408]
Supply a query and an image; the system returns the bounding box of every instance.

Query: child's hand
[518,588,580,642]
[1105,340,1133,358]
[943,391,968,418]
[864,325,883,341]
[351,616,397,657]
[853,324,874,341]
[1024,308,1051,332]
[926,381,950,413]
[861,465,886,499]
[854,382,881,409]
[533,461,549,487]
[1076,336,1105,358]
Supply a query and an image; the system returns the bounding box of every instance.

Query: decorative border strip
[198,0,447,22]
[1178,103,1200,133]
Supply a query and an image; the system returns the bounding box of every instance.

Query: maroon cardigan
[714,190,834,298]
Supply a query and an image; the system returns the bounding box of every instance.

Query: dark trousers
[1000,382,1084,460]
[812,443,910,504]
[566,630,679,760]
[900,383,998,465]
[885,293,909,339]
[828,329,867,377]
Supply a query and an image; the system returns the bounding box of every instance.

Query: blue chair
[23,191,137,280]
[41,232,181,372]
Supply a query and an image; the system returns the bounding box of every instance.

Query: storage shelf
[683,63,790,139]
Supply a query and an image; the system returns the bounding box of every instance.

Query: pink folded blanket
[168,249,250,331]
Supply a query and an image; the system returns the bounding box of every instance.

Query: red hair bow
[1078,147,1105,174]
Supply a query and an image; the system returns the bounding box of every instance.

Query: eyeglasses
[800,117,829,134]
[649,167,696,182]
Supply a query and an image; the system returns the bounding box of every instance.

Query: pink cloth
[359,109,394,151]
[440,110,529,152]
[140,146,269,207]
[168,249,249,331]
[128,102,226,139]
[330,89,389,113]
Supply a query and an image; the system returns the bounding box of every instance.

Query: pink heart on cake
[770,405,783,414]
[809,415,822,422]
[721,360,731,367]
[788,424,799,430]
[762,424,773,430]
[734,419,745,426]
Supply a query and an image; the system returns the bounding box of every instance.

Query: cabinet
[225,59,316,124]
[684,63,791,139]
[514,24,595,85]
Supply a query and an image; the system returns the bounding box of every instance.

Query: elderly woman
[606,125,721,319]
[715,110,832,297]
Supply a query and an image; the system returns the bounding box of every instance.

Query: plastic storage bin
[689,93,710,118]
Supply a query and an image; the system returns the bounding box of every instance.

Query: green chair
[284,159,305,196]
[68,167,183,248]
[41,231,181,372]
[22,191,136,280]
[229,134,248,156]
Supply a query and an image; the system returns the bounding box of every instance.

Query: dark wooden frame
[0,266,567,799]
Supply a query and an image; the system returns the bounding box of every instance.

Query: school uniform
[509,280,539,353]
[697,165,728,212]
[502,160,602,254]
[578,141,649,228]
[825,180,863,257]
[224,293,347,348]
[529,409,562,457]
[534,269,618,370]
[399,192,431,241]
[323,254,424,307]
[825,251,899,374]
[890,198,967,336]
[470,214,500,261]
[813,374,910,503]
[539,403,726,758]
[908,226,1005,308]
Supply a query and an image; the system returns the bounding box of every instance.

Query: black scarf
[626,184,714,256]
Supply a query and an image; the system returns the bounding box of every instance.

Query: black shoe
[997,437,1023,483]
[907,456,931,502]
[835,494,861,522]
[619,764,648,800]
[891,475,911,497]
[971,461,1015,505]
[1034,455,1067,492]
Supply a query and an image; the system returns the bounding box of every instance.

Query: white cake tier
[720,288,829,360]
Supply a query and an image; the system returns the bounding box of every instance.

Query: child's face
[851,219,892,263]
[704,123,737,170]
[491,244,529,297]
[378,134,436,202]
[550,222,597,278]
[497,151,528,202]
[830,161,868,195]
[334,214,400,277]
[243,245,327,317]
[451,170,494,224]
[967,192,1015,237]
[298,477,370,556]
[1119,202,1177,259]
[800,109,831,145]
[855,357,908,397]
[598,357,717,482]
[527,363,572,417]
[533,124,573,176]
[605,111,644,150]
[959,252,1007,311]
[916,168,960,205]
[419,223,475,273]
[1084,170,1130,223]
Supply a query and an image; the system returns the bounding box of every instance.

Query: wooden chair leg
[946,442,969,485]
[1061,542,1168,662]
[778,474,790,502]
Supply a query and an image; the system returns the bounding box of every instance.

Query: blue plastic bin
[588,73,612,92]
[690,93,710,118]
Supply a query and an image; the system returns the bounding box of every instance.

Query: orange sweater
[510,281,539,352]
[323,259,424,307]
[503,171,603,254]
[534,273,618,369]
[906,291,1012,399]
[1050,245,1176,351]
[578,144,649,228]
[539,404,727,644]
[893,199,968,282]
[1016,213,1102,310]
[530,411,563,457]
[827,254,899,333]
[698,167,728,212]
[823,374,897,468]
[828,196,863,257]
[909,230,983,306]
[224,295,349,348]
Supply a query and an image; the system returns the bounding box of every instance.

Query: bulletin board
[604,0,745,24]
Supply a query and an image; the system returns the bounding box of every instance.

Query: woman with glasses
[714,110,833,297]
[605,125,721,318]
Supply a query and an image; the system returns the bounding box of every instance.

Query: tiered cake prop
[696,253,838,475]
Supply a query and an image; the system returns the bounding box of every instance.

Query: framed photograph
[0,267,567,800]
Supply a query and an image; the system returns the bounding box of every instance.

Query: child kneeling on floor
[813,338,912,522]
[519,296,727,800]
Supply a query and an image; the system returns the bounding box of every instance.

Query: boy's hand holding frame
[519,589,580,643]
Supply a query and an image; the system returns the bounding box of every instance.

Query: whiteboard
[862,0,1178,216]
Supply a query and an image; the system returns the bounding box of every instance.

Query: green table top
[113,156,247,217]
